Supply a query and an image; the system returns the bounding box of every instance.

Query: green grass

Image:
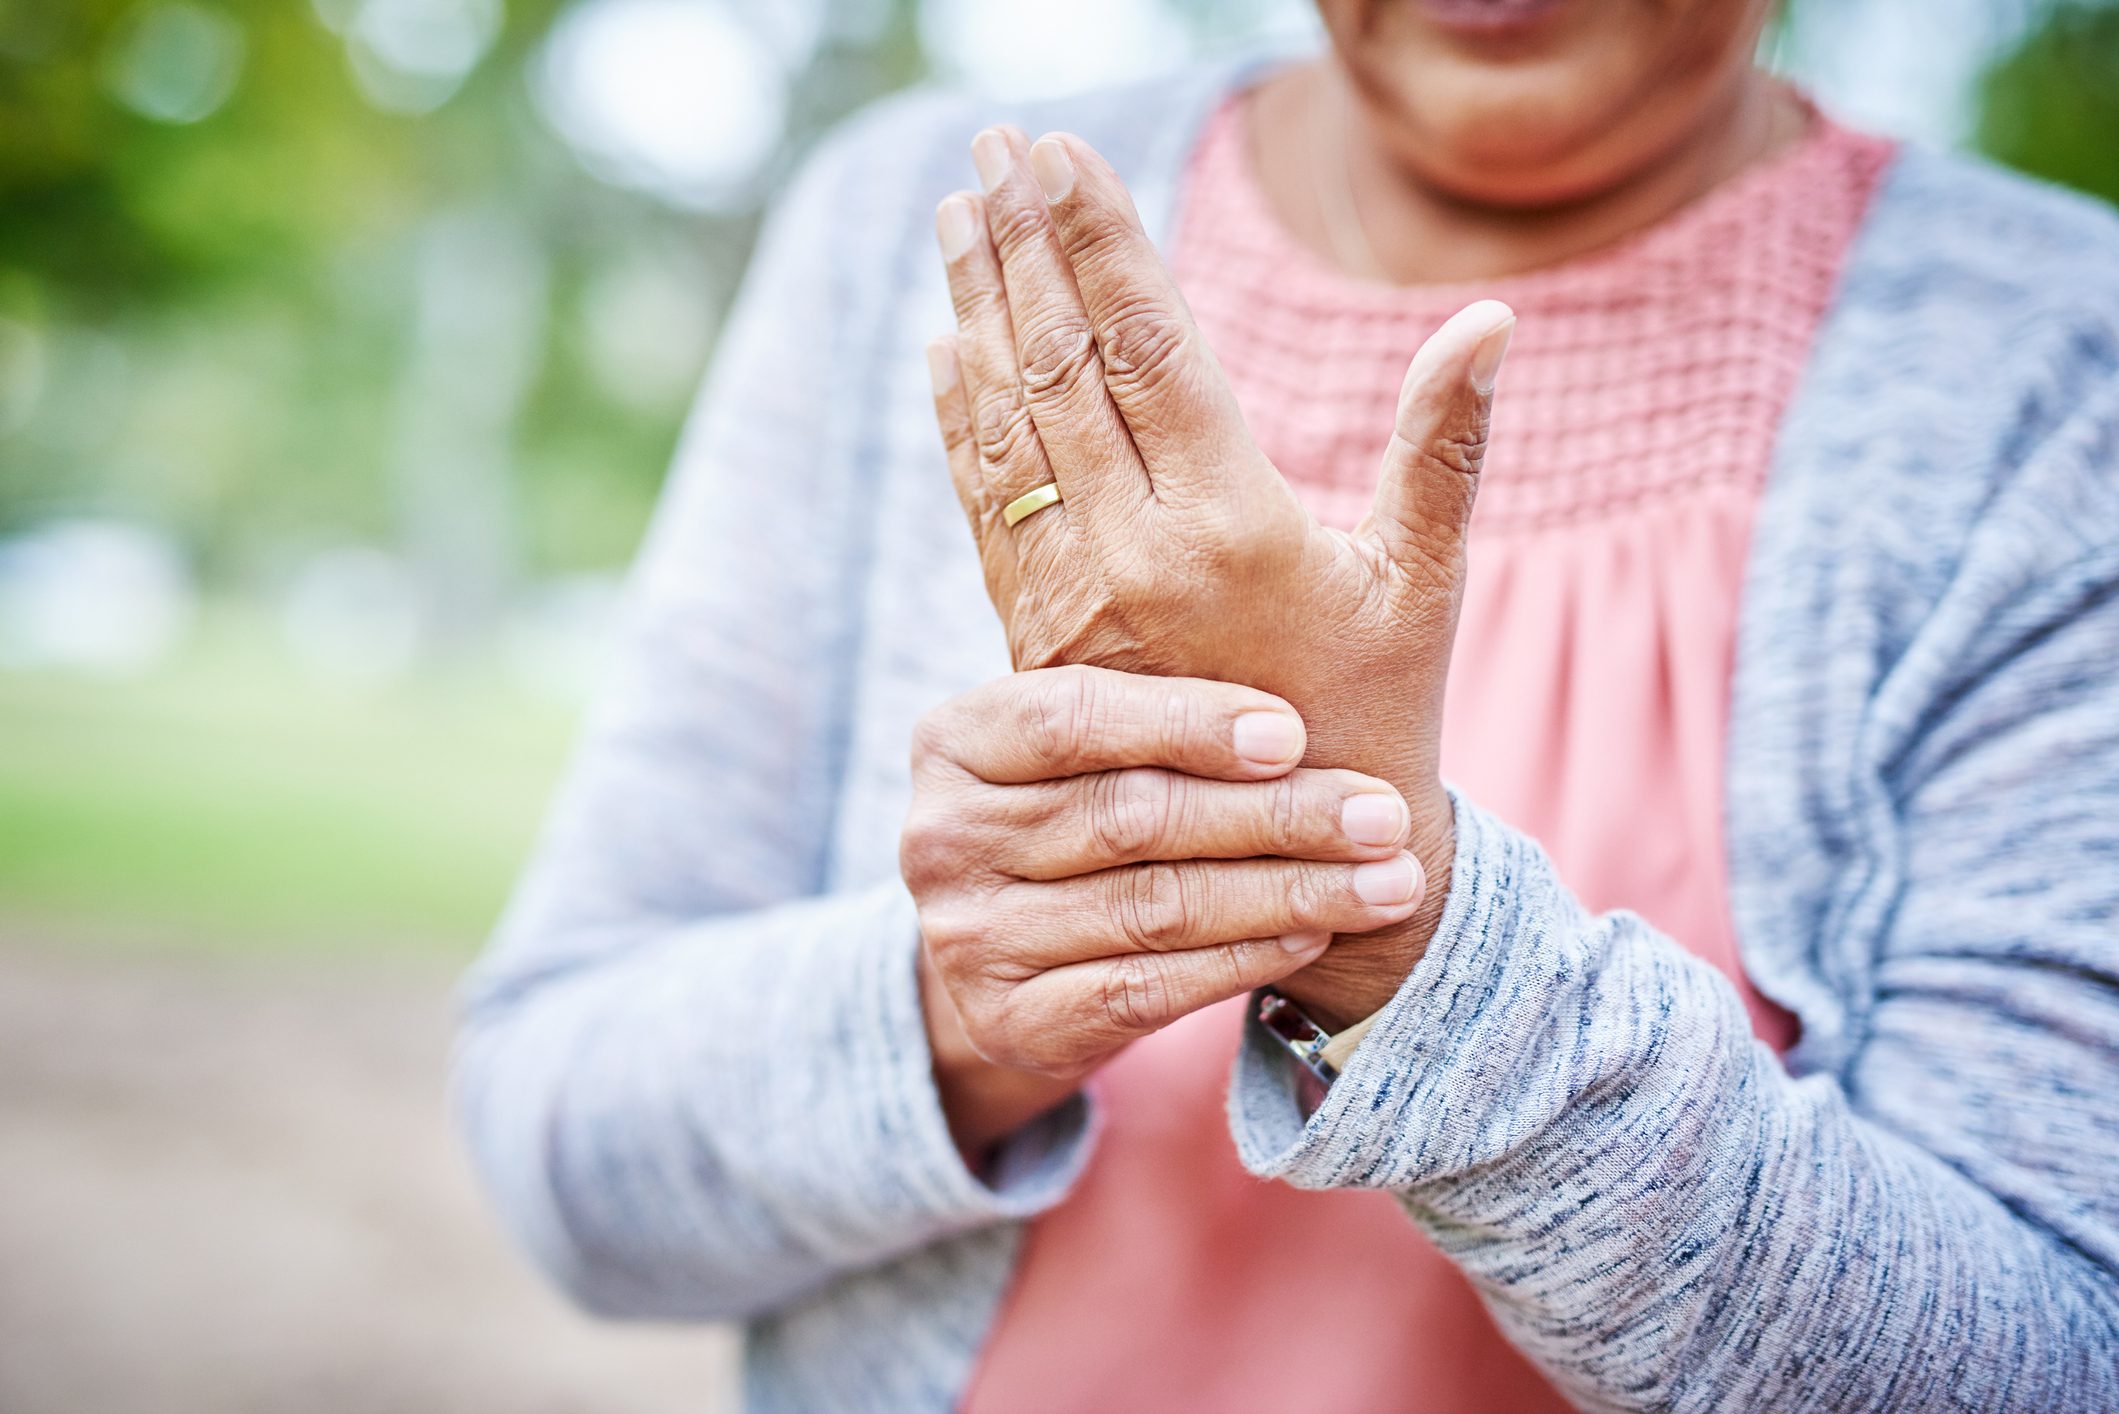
[0,618,578,959]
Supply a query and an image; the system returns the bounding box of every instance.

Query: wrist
[1278,793,1452,1031]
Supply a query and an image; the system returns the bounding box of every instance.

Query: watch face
[1258,992,1324,1048]
[1258,990,1340,1084]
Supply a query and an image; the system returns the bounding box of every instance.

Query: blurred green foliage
[0,0,928,580]
[0,0,934,953]
[0,0,2112,958]
[5,0,2111,595]
[1977,1,2119,206]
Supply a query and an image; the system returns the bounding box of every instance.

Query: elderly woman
[456,0,2119,1408]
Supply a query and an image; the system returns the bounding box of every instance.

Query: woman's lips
[1413,0,1575,33]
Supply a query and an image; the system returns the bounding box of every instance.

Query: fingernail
[1341,793,1408,848]
[1029,138,1075,201]
[1232,711,1303,767]
[1279,930,1331,957]
[936,196,978,261]
[925,339,958,395]
[1469,313,1515,395]
[1352,853,1421,907]
[971,129,1010,191]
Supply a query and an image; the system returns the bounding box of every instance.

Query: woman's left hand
[926,126,1514,1028]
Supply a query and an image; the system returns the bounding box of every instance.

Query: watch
[1255,989,1379,1088]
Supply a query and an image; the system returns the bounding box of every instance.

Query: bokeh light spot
[101,2,247,125]
[535,0,787,210]
[919,0,1191,99]
[346,0,502,115]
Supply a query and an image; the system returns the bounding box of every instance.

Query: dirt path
[0,938,735,1413]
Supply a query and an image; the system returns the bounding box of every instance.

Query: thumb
[1361,299,1514,580]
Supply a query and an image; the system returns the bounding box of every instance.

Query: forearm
[454,882,1092,1323]
[1232,795,2119,1409]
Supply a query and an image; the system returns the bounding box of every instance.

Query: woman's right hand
[903,665,1427,1161]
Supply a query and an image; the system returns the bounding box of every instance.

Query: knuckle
[937,411,976,454]
[1066,204,1138,267]
[1151,684,1207,765]
[1022,667,1106,770]
[1086,767,1174,862]
[971,995,1031,1068]
[1267,775,1309,850]
[909,702,959,768]
[985,194,1050,259]
[1398,408,1491,481]
[972,385,1039,467]
[1107,553,1169,603]
[1098,952,1174,1035]
[898,808,942,887]
[914,902,980,970]
[1221,509,1287,564]
[1017,314,1098,398]
[899,799,979,886]
[1111,862,1197,951]
[1282,862,1342,931]
[1099,299,1193,396]
[963,1005,1025,1069]
[948,275,1008,333]
[1161,686,1229,775]
[982,989,1080,1075]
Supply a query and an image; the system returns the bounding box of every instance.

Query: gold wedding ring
[1002,481,1063,527]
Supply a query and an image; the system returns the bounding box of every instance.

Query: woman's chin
[1367,81,1648,206]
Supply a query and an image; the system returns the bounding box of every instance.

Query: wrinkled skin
[901,668,1426,1155]
[927,126,1513,1026]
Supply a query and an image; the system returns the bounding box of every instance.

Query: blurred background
[0,0,2113,1409]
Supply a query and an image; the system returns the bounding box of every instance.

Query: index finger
[972,126,1152,533]
[1026,133,1258,482]
[927,666,1306,785]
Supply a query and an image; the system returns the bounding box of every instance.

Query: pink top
[963,97,1894,1413]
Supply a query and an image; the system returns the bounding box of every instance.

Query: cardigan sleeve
[1229,399,2119,1408]
[451,107,1091,1324]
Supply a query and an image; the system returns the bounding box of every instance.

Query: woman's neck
[1247,60,1805,285]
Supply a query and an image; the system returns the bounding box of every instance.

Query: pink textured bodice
[963,99,1893,1413]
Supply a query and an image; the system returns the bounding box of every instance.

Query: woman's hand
[903,665,1425,1159]
[926,127,1513,1027]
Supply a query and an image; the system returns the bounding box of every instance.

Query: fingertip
[936,192,981,261]
[1469,309,1515,396]
[1232,709,1306,772]
[1340,791,1411,849]
[1039,133,1132,215]
[925,337,960,397]
[970,128,1010,190]
[1458,298,1516,334]
[1278,930,1332,958]
[1351,852,1424,910]
[1044,131,1101,172]
[1401,299,1516,402]
[1029,136,1076,202]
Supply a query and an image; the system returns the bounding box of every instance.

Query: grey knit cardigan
[455,60,2119,1412]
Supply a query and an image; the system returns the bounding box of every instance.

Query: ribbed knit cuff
[1228,789,1582,1190]
[839,887,1097,1229]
